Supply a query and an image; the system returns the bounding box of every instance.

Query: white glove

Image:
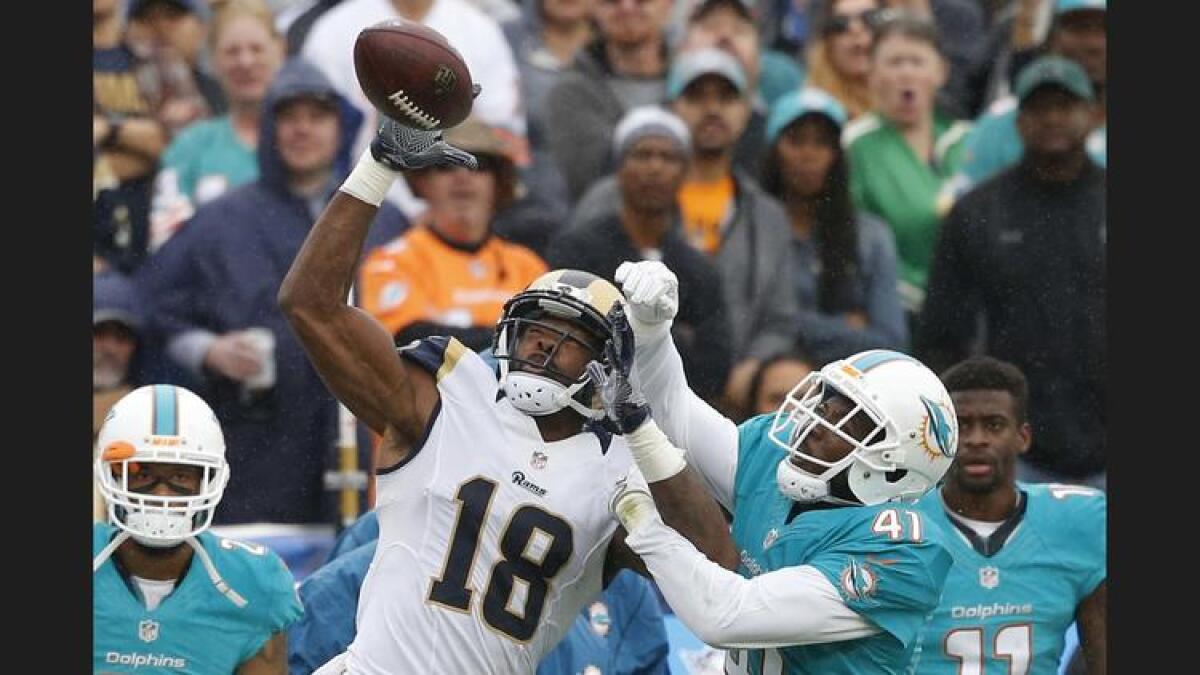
[614,261,679,341]
[609,466,660,534]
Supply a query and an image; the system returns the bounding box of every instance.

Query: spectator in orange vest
[359,117,548,351]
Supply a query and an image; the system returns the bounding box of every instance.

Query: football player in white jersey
[278,115,737,673]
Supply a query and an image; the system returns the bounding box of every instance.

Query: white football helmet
[493,269,625,420]
[95,385,229,547]
[771,350,958,505]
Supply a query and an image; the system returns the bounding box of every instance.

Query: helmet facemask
[97,446,229,548]
[769,372,902,505]
[495,290,614,420]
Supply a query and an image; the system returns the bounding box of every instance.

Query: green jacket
[844,113,971,309]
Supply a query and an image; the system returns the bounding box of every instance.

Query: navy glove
[586,304,651,434]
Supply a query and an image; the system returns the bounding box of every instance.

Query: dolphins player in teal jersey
[93,385,302,674]
[591,260,959,675]
[915,356,1106,674]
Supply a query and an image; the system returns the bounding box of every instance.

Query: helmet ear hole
[885,468,908,483]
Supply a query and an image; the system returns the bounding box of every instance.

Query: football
[353,19,475,131]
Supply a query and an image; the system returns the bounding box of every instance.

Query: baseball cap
[766,87,848,145]
[1014,56,1095,105]
[94,271,144,333]
[127,0,210,19]
[1055,0,1106,15]
[444,116,529,167]
[666,48,748,101]
[612,106,692,163]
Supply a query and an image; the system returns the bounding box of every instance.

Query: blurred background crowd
[93,0,1105,669]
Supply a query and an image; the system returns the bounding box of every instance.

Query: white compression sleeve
[634,321,740,511]
[625,515,881,649]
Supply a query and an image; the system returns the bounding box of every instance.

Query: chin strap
[559,381,606,421]
[186,537,248,608]
[92,529,132,573]
[92,529,247,608]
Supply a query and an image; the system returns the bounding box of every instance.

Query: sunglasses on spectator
[825,8,883,34]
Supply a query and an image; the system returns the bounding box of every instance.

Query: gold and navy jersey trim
[397,335,467,383]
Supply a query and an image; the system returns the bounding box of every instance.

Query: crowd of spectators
[94,0,1107,531]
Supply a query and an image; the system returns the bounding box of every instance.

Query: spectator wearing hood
[137,58,409,526]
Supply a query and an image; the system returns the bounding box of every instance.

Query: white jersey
[345,337,633,674]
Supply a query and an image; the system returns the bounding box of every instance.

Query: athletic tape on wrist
[340,148,398,207]
[615,491,660,533]
[626,419,687,483]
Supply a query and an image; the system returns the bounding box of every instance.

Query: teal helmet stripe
[849,350,919,372]
[153,385,178,436]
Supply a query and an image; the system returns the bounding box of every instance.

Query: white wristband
[626,419,687,483]
[339,147,398,207]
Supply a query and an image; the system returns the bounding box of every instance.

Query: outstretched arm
[279,119,477,460]
[591,305,739,571]
[618,261,740,511]
[612,484,879,649]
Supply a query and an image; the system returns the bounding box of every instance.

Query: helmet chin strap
[93,530,132,573]
[503,372,604,421]
[92,528,246,609]
[186,537,247,608]
[776,457,861,506]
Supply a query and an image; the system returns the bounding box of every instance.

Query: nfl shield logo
[138,619,159,643]
[979,566,1000,589]
[531,451,548,470]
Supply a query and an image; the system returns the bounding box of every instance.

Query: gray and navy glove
[586,304,651,434]
[370,84,482,171]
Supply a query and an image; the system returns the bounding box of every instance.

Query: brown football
[353,19,474,131]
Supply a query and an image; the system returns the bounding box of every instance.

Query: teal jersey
[94,523,303,674]
[956,97,1107,192]
[725,415,954,675]
[160,116,258,205]
[915,482,1106,674]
